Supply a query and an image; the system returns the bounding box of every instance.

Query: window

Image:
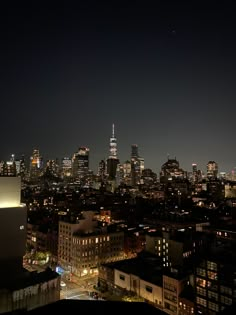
[119,274,125,281]
[207,261,217,271]
[164,292,177,303]
[196,277,206,288]
[208,270,217,280]
[146,285,152,293]
[197,287,206,296]
[164,282,177,292]
[208,291,218,301]
[196,268,206,277]
[221,296,232,305]
[196,297,207,307]
[220,286,232,295]
[208,302,219,312]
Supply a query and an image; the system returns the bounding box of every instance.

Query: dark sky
[1,1,236,174]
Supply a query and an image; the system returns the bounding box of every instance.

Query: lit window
[19,225,24,230]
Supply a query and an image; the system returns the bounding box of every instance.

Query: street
[60,280,90,300]
[24,262,99,300]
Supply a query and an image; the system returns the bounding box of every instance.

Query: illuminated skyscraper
[61,157,72,178]
[106,124,119,180]
[207,161,218,179]
[131,144,144,186]
[29,149,43,181]
[109,123,117,159]
[72,147,90,180]
[192,163,198,182]
[98,159,106,180]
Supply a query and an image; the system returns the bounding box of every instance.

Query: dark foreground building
[2,300,166,315]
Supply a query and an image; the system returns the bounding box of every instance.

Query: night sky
[1,1,236,174]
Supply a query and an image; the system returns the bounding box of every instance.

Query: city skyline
[1,125,234,176]
[1,2,236,174]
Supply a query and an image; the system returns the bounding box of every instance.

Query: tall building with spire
[106,124,119,180]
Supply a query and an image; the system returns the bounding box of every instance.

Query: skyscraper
[72,147,90,181]
[61,157,72,178]
[106,124,119,180]
[98,159,106,180]
[131,144,144,186]
[29,149,43,181]
[131,144,139,159]
[207,161,218,179]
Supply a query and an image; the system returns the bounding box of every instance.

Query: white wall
[114,269,131,291]
[140,279,163,306]
[0,177,21,208]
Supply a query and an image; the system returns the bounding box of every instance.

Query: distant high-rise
[131,144,139,159]
[207,161,218,179]
[61,157,72,178]
[131,144,144,186]
[98,159,106,180]
[107,124,119,180]
[29,149,43,181]
[109,123,118,159]
[72,147,89,180]
[192,163,198,182]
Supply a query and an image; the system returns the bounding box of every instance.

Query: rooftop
[101,251,163,286]
[0,267,59,291]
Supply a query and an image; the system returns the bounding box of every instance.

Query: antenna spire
[112,123,115,138]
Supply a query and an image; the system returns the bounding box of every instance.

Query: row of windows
[197,296,232,309]
[220,286,232,295]
[164,282,177,292]
[72,236,110,245]
[164,302,177,313]
[208,302,219,312]
[164,292,177,303]
[197,297,207,307]
[207,261,217,271]
[183,250,192,258]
